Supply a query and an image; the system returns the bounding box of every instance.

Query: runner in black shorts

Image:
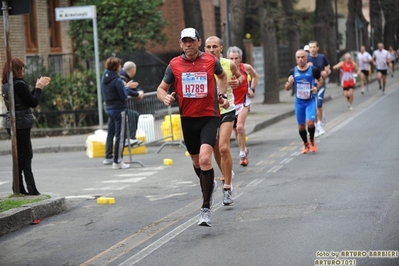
[180,116,220,155]
[157,28,229,227]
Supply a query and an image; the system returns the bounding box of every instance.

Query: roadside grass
[0,194,51,213]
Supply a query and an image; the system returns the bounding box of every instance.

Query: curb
[0,197,67,237]
[0,144,85,156]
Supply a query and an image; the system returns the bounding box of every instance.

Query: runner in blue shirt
[286,50,323,154]
[307,40,331,137]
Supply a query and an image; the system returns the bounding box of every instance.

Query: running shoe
[302,142,310,154]
[318,125,325,136]
[239,149,249,167]
[198,208,212,227]
[361,88,364,94]
[379,85,382,90]
[349,106,353,111]
[309,139,317,152]
[223,189,234,206]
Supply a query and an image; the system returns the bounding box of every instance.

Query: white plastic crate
[137,114,155,143]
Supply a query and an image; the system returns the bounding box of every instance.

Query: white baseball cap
[304,45,310,51]
[180,28,200,41]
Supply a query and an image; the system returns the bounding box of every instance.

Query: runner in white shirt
[372,42,390,93]
[357,46,373,94]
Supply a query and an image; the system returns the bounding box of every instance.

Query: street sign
[0,0,30,16]
[55,5,104,129]
[55,5,95,21]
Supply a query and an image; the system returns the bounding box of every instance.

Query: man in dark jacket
[119,61,144,142]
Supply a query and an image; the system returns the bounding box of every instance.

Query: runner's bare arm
[157,81,175,106]
[244,63,259,89]
[229,60,242,89]
[322,64,331,78]
[354,63,361,75]
[332,62,343,70]
[216,70,229,109]
[285,75,294,91]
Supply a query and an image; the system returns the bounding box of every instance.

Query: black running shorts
[220,110,236,124]
[377,69,387,76]
[181,116,220,155]
[361,70,369,77]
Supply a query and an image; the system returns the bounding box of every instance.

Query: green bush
[25,56,98,128]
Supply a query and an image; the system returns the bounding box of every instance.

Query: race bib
[342,72,353,81]
[182,72,208,98]
[296,82,311,100]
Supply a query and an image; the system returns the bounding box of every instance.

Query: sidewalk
[0,82,345,156]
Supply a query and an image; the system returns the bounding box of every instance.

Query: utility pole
[2,0,19,195]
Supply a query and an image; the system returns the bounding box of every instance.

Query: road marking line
[117,192,245,266]
[290,151,301,157]
[325,85,398,137]
[268,154,275,158]
[246,178,261,187]
[280,147,287,151]
[255,167,265,174]
[269,160,275,164]
[0,181,10,186]
[145,193,188,201]
[280,152,287,157]
[114,172,157,177]
[255,160,264,165]
[267,165,282,173]
[280,157,293,164]
[83,186,129,191]
[100,177,146,184]
[65,195,99,199]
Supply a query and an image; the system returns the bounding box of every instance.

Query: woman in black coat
[1,57,51,195]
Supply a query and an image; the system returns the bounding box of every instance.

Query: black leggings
[7,128,38,192]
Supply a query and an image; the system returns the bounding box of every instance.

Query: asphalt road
[0,77,398,266]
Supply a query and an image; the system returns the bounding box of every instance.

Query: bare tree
[314,0,326,53]
[182,0,204,49]
[314,0,338,82]
[229,0,248,47]
[380,0,397,48]
[281,0,300,68]
[325,0,338,82]
[346,0,369,51]
[370,0,382,49]
[258,0,279,104]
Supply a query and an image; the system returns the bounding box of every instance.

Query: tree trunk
[182,0,204,49]
[314,0,337,83]
[281,0,300,68]
[345,0,357,51]
[229,0,248,48]
[258,0,279,104]
[357,0,369,50]
[325,0,338,83]
[369,0,382,50]
[396,1,399,49]
[314,0,326,53]
[380,0,396,48]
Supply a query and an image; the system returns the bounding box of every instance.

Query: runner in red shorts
[227,46,259,167]
[333,53,360,111]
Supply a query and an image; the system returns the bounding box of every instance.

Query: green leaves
[70,0,168,60]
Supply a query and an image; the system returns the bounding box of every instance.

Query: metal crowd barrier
[125,91,186,158]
